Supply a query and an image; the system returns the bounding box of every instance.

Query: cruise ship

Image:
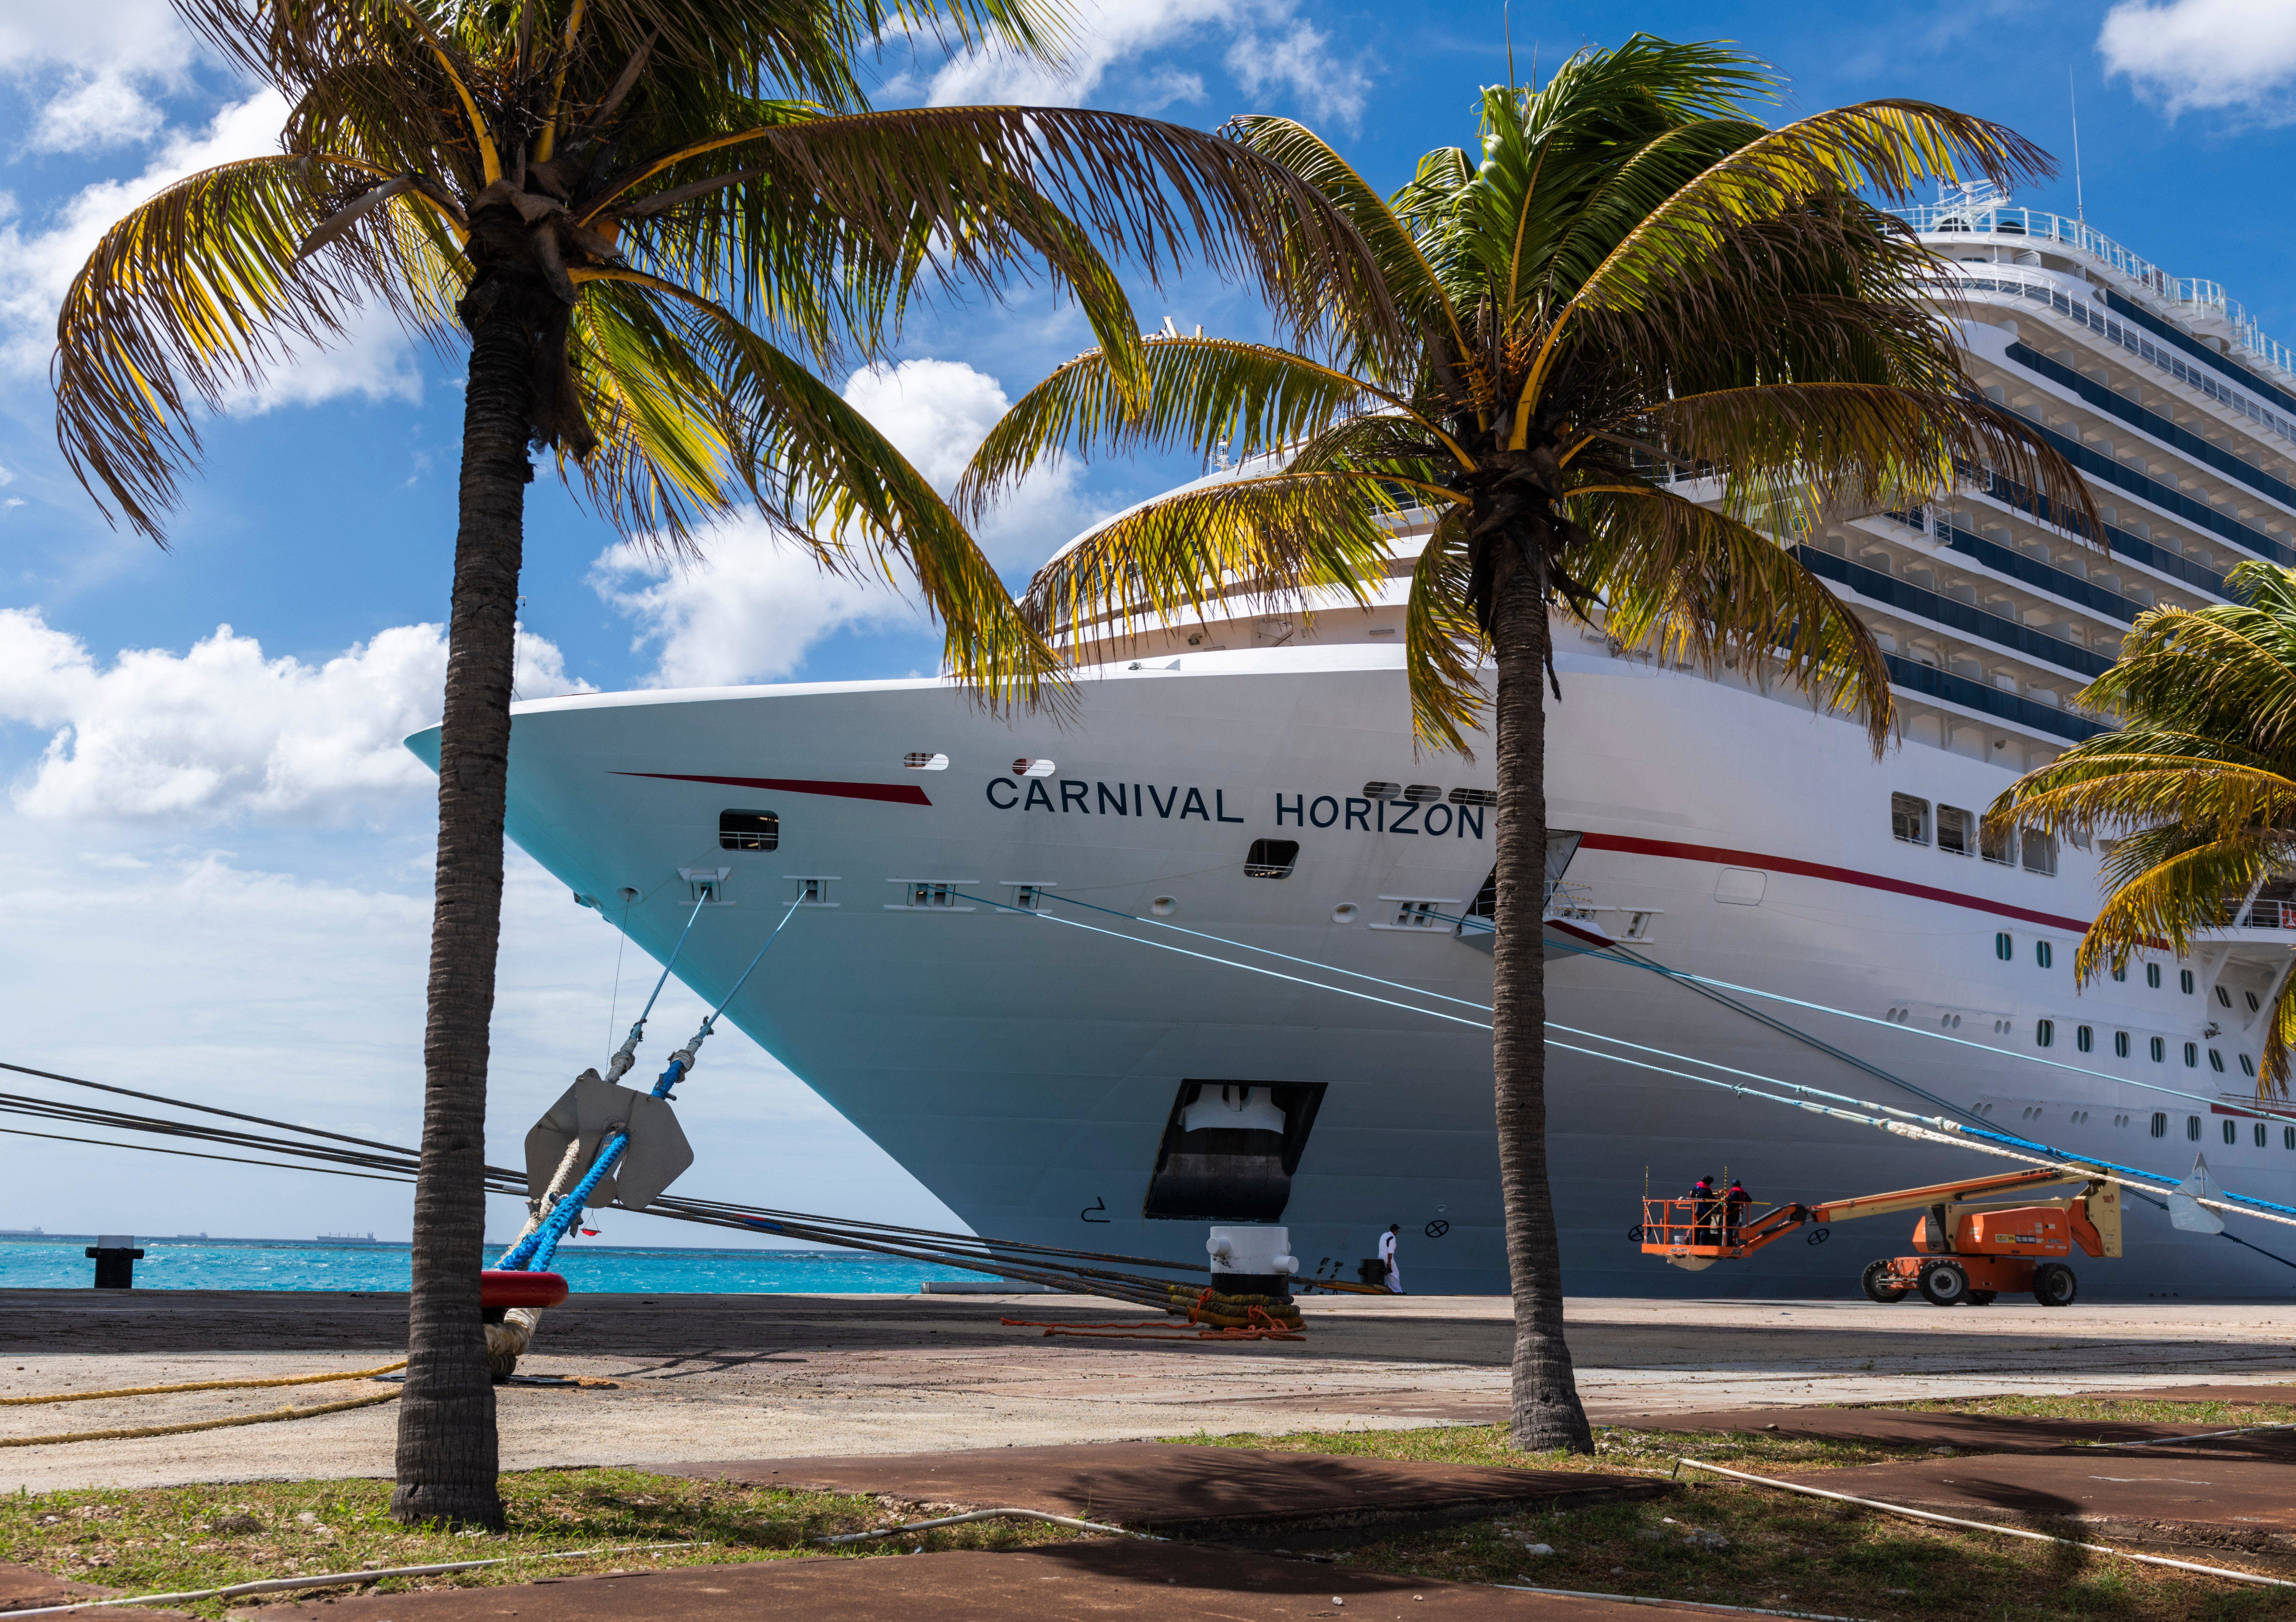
[430,190,2296,1298]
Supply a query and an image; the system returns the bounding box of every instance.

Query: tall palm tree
[53,0,1393,1527]
[960,36,2093,1451]
[1990,559,2296,1092]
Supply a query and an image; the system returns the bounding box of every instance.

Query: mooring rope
[0,1388,401,1449]
[0,1360,407,1406]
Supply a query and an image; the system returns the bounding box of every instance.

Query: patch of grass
[1163,1425,2296,1621]
[0,1469,1079,1617]
[1889,1394,2296,1428]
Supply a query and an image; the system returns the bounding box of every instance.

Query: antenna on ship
[2069,66,2086,228]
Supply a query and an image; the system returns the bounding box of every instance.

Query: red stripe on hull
[1575,832,2093,934]
[615,771,934,806]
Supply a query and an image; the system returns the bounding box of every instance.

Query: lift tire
[1967,1290,1998,1306]
[1861,1260,1909,1303]
[2032,1263,2078,1307]
[1918,1261,1969,1306]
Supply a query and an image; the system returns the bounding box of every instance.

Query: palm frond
[957,336,1381,519]
[1021,469,1412,649]
[1402,506,1487,757]
[54,152,434,539]
[1581,482,1892,752]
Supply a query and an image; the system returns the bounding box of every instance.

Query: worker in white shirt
[1378,1224,1403,1293]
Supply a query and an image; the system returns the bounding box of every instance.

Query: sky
[2,0,2293,1246]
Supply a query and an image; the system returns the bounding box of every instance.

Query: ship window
[2115,1030,2130,1058]
[1362,781,1402,801]
[2258,1122,2269,1148]
[2188,1114,2202,1139]
[1449,787,1498,806]
[2036,941,2054,969]
[2021,828,2058,876]
[2076,1024,2093,1053]
[2185,1042,2199,1067]
[2151,1036,2166,1062]
[2037,1019,2055,1048]
[2209,1048,2226,1073]
[1013,757,1056,777]
[2151,1111,2167,1137]
[2249,990,2263,1012]
[1995,932,2013,961]
[1981,820,2016,866]
[1401,784,1443,804]
[1937,806,1975,856]
[904,751,949,770]
[2112,963,2127,982]
[2223,1117,2237,1144]
[719,809,780,851]
[2181,968,2196,994]
[2286,1125,2294,1150]
[2217,985,2234,1008]
[1891,793,1930,845]
[1244,839,1300,879]
[2148,963,2163,989]
[2242,1053,2257,1078]
[1394,900,1447,928]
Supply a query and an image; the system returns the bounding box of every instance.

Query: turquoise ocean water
[0,1240,973,1294]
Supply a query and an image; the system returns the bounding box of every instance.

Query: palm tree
[1990,559,2296,1091]
[960,36,2093,1452]
[54,0,1394,1527]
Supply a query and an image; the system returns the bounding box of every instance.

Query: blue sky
[0,0,2290,1245]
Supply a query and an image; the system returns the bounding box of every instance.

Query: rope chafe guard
[483,895,804,1379]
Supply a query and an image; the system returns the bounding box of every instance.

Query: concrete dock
[6,1289,2295,1492]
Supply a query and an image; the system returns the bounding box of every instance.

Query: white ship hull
[449,639,2296,1298]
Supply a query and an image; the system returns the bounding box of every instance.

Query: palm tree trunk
[389,273,544,1530]
[1490,551,1594,1455]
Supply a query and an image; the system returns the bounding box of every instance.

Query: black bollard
[85,1235,143,1289]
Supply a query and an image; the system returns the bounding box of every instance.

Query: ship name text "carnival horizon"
[982,779,1488,838]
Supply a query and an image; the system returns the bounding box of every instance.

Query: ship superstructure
[446,196,2296,1297]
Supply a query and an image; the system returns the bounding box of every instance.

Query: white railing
[1890,202,2296,389]
[2227,897,2296,930]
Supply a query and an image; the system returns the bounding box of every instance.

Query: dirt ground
[5,1288,2294,1492]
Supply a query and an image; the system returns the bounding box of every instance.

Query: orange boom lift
[1639,1166,2121,1307]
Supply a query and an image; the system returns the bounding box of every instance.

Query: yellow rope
[0,1359,408,1407]
[0,1388,402,1448]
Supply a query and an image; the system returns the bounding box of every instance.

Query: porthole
[903,751,950,771]
[2241,1053,2257,1078]
[2248,991,2263,1013]
[2037,941,2054,969]
[2257,1122,2269,1149]
[2285,1125,2295,1151]
[1448,787,1498,807]
[2114,1031,2130,1059]
[1243,838,1300,879]
[2150,1036,2166,1063]
[2147,963,2163,989]
[2188,1114,2202,1140]
[1401,783,1443,803]
[2112,963,2128,983]
[2185,1041,2200,1067]
[1995,932,2013,961]
[1013,758,1056,777]
[1362,781,1402,801]
[2151,1111,2168,1138]
[2224,1117,2238,1145]
[2181,969,2196,995]
[2076,1025,2093,1053]
[2037,1018,2055,1048]
[2209,1048,2226,1073]
[2217,985,2234,1008]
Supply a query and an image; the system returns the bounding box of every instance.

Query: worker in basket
[1688,1175,1719,1242]
[1724,1179,1752,1242]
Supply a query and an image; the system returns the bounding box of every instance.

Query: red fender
[480,1270,570,1310]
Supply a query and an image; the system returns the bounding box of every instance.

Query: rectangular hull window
[1142,1081,1326,1223]
[720,810,779,851]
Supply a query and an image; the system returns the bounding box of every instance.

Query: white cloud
[595,357,1106,687]
[0,0,197,88]
[922,0,1369,127]
[2099,0,2296,119]
[592,523,928,689]
[0,610,591,824]
[30,73,164,154]
[0,88,423,411]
